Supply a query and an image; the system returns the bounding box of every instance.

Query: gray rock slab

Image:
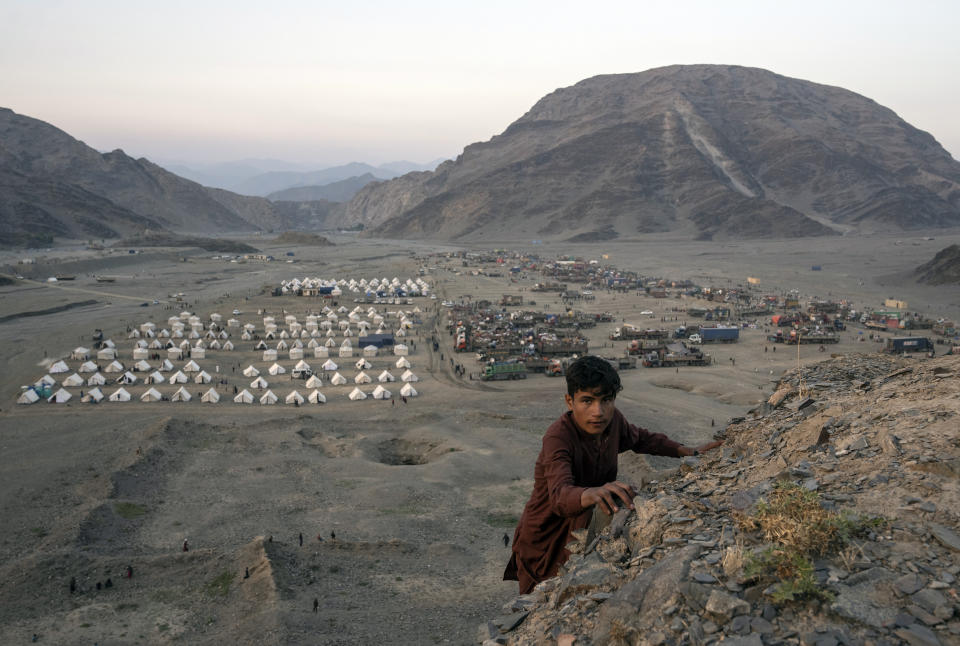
[929,523,960,552]
[704,589,750,625]
[896,573,925,595]
[720,635,763,646]
[893,624,942,646]
[831,568,898,629]
[591,544,700,645]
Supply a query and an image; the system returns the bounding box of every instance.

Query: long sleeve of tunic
[504,408,682,593]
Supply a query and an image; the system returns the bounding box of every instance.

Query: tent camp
[242,365,260,377]
[307,389,326,404]
[234,389,255,404]
[400,370,419,382]
[62,373,84,387]
[348,387,367,401]
[329,372,347,386]
[201,388,220,403]
[82,387,104,403]
[47,388,72,403]
[109,387,132,402]
[259,390,278,405]
[172,387,192,402]
[48,360,69,374]
[400,383,418,397]
[86,372,106,386]
[371,385,391,400]
[377,370,395,383]
[17,389,40,404]
[285,390,305,405]
[141,388,163,402]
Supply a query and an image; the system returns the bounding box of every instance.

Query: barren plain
[1,230,959,645]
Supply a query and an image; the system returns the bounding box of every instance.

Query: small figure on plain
[182,539,189,552]
[126,565,133,579]
[313,597,319,613]
[244,567,250,579]
[105,578,112,588]
[69,576,76,593]
[299,532,303,547]
[330,530,336,540]
[502,533,510,547]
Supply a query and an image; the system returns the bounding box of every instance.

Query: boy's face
[565,386,616,435]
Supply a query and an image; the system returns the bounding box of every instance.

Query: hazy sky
[2,0,958,167]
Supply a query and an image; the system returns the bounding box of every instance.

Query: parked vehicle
[691,327,740,344]
[480,361,528,381]
[884,337,934,354]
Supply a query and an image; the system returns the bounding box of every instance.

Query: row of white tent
[19,383,418,405]
[279,276,430,295]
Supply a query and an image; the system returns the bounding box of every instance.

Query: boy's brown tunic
[504,408,682,593]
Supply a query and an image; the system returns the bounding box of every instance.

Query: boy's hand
[581,481,636,514]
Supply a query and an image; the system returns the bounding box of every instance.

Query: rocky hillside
[0,108,290,244]
[341,65,960,242]
[485,354,960,645]
[267,173,381,203]
[916,245,960,285]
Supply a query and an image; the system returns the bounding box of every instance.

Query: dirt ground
[1,230,959,645]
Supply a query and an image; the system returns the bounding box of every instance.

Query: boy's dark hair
[565,355,622,398]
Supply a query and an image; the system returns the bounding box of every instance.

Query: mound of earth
[113,231,259,253]
[916,244,960,285]
[490,354,960,645]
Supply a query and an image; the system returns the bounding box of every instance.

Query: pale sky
[2,0,958,167]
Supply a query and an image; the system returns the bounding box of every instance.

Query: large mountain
[0,108,287,244]
[266,173,381,202]
[339,65,960,241]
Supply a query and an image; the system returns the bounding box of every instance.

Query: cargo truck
[883,337,934,355]
[642,343,711,367]
[480,361,528,380]
[689,327,740,344]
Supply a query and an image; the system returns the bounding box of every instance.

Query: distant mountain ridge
[0,108,295,244]
[267,173,381,203]
[337,65,960,241]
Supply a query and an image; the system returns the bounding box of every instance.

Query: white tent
[254,340,268,350]
[268,363,286,376]
[82,387,104,403]
[36,374,56,387]
[363,345,378,357]
[182,360,201,372]
[251,376,269,389]
[371,385,391,400]
[48,388,72,403]
[276,339,289,350]
[338,346,353,358]
[97,348,117,361]
[133,348,149,360]
[377,370,395,383]
[348,387,367,400]
[400,383,418,397]
[201,388,220,403]
[71,347,90,360]
[167,347,183,360]
[401,370,418,382]
[322,359,338,371]
[234,389,255,404]
[330,372,347,386]
[169,370,189,384]
[285,390,305,405]
[395,356,411,369]
[104,362,125,375]
[259,389,278,405]
[62,373,84,387]
[242,365,260,377]
[109,387,132,402]
[133,359,152,372]
[222,340,234,351]
[314,346,329,358]
[307,389,326,404]
[194,370,212,384]
[141,388,163,402]
[305,374,323,388]
[355,358,372,370]
[160,359,175,371]
[354,371,372,384]
[79,361,99,373]
[48,360,69,374]
[119,371,138,385]
[262,349,278,361]
[289,347,304,360]
[394,344,409,356]
[192,347,206,360]
[17,389,40,404]
[86,372,106,386]
[324,338,337,347]
[147,371,166,384]
[172,386,192,402]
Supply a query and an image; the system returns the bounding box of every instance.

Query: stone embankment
[484,354,960,646]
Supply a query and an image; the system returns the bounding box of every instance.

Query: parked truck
[627,339,666,355]
[480,361,528,380]
[642,343,711,367]
[883,337,935,355]
[689,327,740,344]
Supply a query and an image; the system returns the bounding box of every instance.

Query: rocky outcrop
[916,245,960,285]
[486,354,960,645]
[343,65,960,242]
